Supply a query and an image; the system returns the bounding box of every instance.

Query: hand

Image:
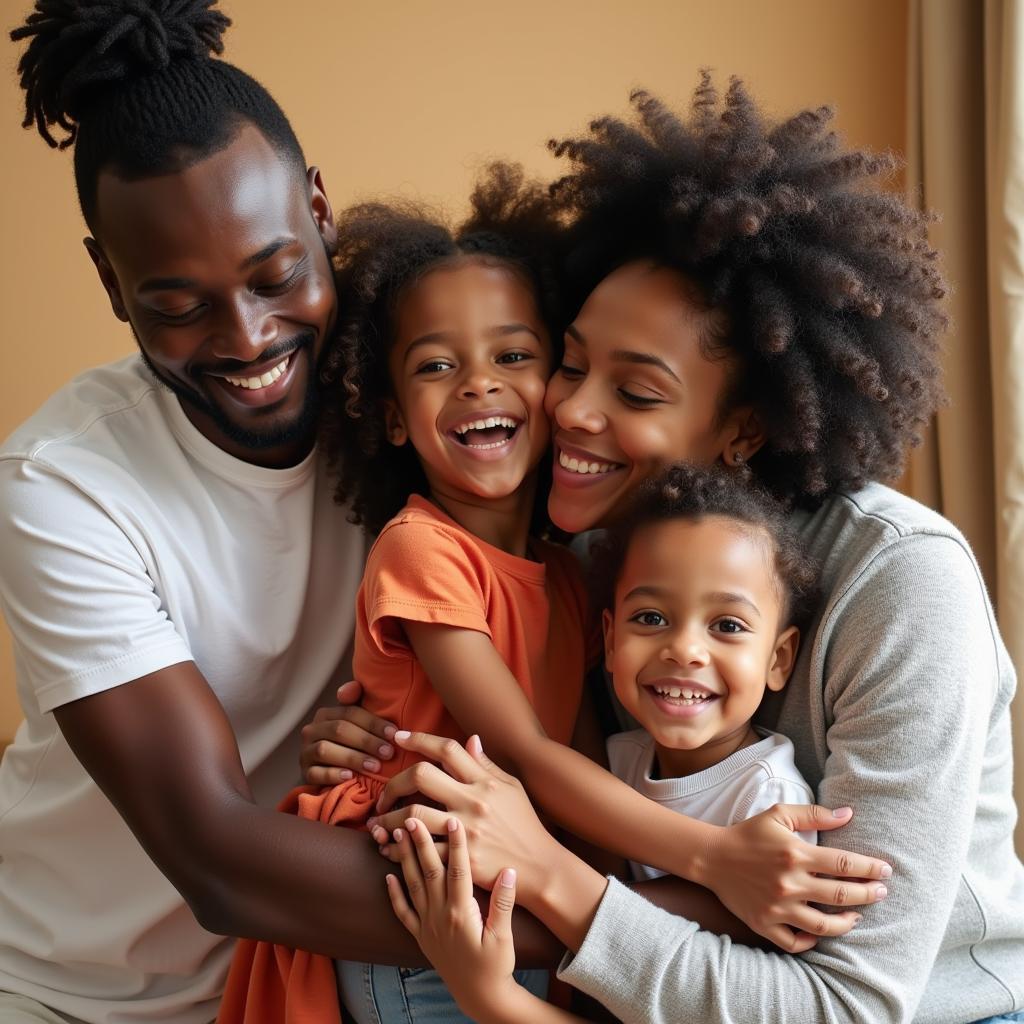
[367,732,561,900]
[386,814,523,1019]
[299,680,396,785]
[705,804,893,952]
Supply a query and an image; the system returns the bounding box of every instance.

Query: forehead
[620,517,777,598]
[92,124,307,281]
[395,261,544,336]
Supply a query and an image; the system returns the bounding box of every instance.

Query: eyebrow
[622,585,761,618]
[403,323,542,361]
[565,324,681,384]
[137,236,296,294]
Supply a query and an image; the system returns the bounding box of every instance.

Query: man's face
[86,124,338,467]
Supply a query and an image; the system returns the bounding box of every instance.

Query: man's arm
[54,661,562,964]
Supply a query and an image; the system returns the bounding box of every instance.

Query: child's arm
[386,814,595,1024]
[388,622,888,950]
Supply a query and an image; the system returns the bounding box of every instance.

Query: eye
[712,618,748,635]
[414,359,454,374]
[617,388,662,408]
[153,305,204,324]
[629,609,667,628]
[558,362,585,379]
[497,350,533,365]
[256,267,300,295]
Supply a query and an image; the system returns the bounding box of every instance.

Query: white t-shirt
[607,726,816,881]
[0,357,364,1023]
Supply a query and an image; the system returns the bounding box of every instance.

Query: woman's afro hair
[320,162,567,535]
[548,76,948,506]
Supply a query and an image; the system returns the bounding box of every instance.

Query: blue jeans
[974,1012,1024,1023]
[337,961,548,1024]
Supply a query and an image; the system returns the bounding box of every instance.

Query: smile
[557,448,619,475]
[223,355,290,390]
[651,684,718,705]
[449,414,522,450]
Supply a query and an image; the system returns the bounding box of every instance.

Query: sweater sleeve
[560,532,1000,1023]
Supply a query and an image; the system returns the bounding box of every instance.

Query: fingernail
[499,868,516,887]
[880,864,893,879]
[395,730,412,741]
[339,769,353,780]
[371,826,387,844]
[853,913,863,924]
[393,828,404,842]
[448,818,458,833]
[383,725,397,741]
[378,744,394,758]
[875,885,888,900]
[363,758,380,773]
[833,807,853,818]
[405,818,418,832]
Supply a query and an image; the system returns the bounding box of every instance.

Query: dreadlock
[549,77,948,507]
[11,0,306,230]
[320,162,567,535]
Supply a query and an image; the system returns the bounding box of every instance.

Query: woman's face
[545,261,759,533]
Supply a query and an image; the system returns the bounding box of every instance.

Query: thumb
[782,803,853,833]
[336,679,364,705]
[485,868,517,944]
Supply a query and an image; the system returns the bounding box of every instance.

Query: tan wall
[0,0,908,740]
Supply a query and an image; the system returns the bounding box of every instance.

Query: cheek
[543,374,569,420]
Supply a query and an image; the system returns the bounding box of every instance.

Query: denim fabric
[972,1011,1024,1023]
[337,961,548,1024]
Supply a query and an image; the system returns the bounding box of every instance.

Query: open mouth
[449,415,522,450]
[557,447,622,476]
[222,354,290,391]
[648,683,720,708]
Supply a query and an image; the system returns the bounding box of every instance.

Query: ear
[83,238,129,322]
[307,166,337,255]
[766,625,800,692]
[602,607,615,674]
[383,399,408,447]
[718,405,766,467]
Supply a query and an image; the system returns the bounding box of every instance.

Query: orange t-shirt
[219,495,588,1024]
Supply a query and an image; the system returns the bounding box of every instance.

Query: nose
[458,364,503,399]
[662,627,710,668]
[208,295,278,362]
[552,377,606,434]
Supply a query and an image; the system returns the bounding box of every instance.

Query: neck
[428,475,539,558]
[654,723,761,780]
[181,401,315,469]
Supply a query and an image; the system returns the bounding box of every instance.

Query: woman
[308,80,1024,1023]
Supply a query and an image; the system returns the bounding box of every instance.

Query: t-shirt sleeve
[733,774,817,845]
[0,458,193,713]
[362,518,491,657]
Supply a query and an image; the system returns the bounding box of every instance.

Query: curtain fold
[906,0,1024,856]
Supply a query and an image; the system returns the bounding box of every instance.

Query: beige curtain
[906,0,1024,857]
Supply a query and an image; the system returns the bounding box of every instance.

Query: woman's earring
[732,451,744,466]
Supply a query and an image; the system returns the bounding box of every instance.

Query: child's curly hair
[320,163,567,534]
[594,463,819,631]
[548,76,948,507]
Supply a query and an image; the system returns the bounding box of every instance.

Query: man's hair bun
[12,0,231,148]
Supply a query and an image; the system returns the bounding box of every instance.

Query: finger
[807,847,892,883]
[787,906,863,939]
[303,765,354,786]
[445,818,473,905]
[394,827,429,917]
[370,805,452,840]
[379,840,450,865]
[484,868,517,943]
[303,717,395,764]
[392,731,487,784]
[335,679,364,705]
[376,760,469,815]
[385,873,420,936]
[763,923,817,954]
[406,818,447,903]
[805,877,889,908]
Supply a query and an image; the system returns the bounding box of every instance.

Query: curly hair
[320,162,567,534]
[593,462,819,631]
[548,76,948,506]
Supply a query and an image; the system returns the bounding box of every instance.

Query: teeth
[558,449,615,475]
[653,685,714,704]
[454,416,519,435]
[224,356,289,390]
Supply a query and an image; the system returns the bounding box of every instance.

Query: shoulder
[606,728,652,778]
[369,499,481,565]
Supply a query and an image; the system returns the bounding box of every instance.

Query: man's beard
[137,331,322,453]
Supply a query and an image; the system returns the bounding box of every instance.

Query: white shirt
[0,357,364,1023]
[607,726,816,881]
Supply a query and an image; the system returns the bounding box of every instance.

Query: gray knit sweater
[559,484,1024,1023]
